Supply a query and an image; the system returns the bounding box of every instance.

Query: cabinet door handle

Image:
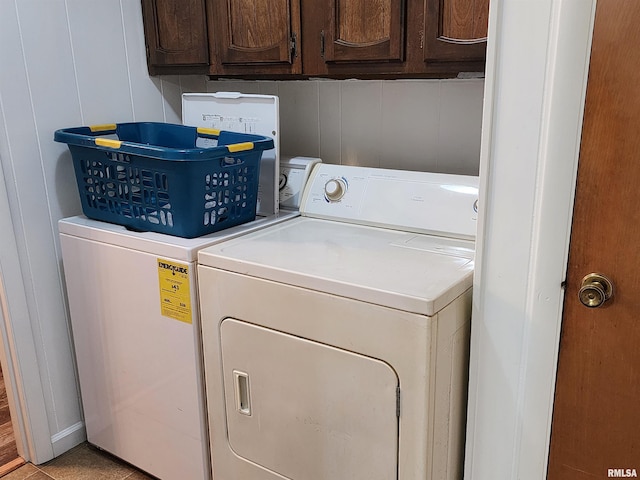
[290,32,298,59]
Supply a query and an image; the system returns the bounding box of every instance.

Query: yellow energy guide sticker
[157,259,192,323]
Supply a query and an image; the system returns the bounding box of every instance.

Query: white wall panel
[66,0,133,124]
[13,0,84,436]
[207,78,485,172]
[17,0,85,234]
[256,81,279,97]
[159,76,182,124]
[380,80,440,172]
[120,0,165,122]
[207,80,262,95]
[318,81,341,164]
[340,81,383,167]
[0,0,64,442]
[438,80,483,175]
[179,75,208,94]
[0,4,57,463]
[277,81,321,157]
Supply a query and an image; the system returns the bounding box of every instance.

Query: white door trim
[0,154,54,463]
[465,0,597,479]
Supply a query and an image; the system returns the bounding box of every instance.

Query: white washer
[198,164,479,480]
[59,156,319,480]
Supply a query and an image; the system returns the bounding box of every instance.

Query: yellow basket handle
[89,124,117,133]
[95,138,122,149]
[196,127,220,138]
[197,127,256,152]
[226,142,254,153]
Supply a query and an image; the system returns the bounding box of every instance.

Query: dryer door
[220,318,399,480]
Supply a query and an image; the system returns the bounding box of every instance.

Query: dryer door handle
[233,370,252,416]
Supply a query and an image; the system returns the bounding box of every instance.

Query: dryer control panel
[300,164,480,240]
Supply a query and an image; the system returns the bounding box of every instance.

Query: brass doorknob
[578,273,614,308]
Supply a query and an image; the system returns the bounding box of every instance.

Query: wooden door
[423,0,488,62]
[207,0,302,76]
[141,0,209,75]
[547,0,640,478]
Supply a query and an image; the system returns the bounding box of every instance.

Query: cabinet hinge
[290,32,298,59]
[320,30,325,58]
[396,386,401,417]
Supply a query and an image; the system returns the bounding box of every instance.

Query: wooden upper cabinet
[323,0,405,63]
[303,0,409,76]
[207,0,302,76]
[423,0,489,62]
[141,0,489,78]
[141,0,209,74]
[303,0,488,77]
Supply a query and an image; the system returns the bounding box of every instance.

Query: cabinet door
[207,0,302,76]
[423,0,488,62]
[304,0,411,77]
[141,0,209,74]
[323,0,405,63]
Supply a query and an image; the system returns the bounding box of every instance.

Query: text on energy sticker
[157,259,192,324]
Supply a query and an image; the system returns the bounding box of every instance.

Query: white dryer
[198,164,479,480]
[59,155,319,480]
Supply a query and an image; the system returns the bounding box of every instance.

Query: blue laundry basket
[55,122,274,238]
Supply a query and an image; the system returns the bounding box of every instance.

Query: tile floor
[2,443,156,480]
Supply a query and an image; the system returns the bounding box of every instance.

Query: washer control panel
[279,156,322,209]
[324,178,348,202]
[301,164,480,239]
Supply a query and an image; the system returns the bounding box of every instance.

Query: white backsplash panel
[278,81,322,157]
[438,80,486,175]
[381,81,441,172]
[206,78,484,176]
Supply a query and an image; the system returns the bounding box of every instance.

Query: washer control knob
[324,178,347,201]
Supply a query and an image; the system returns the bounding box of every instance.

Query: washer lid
[198,217,474,316]
[182,92,279,217]
[58,212,298,262]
